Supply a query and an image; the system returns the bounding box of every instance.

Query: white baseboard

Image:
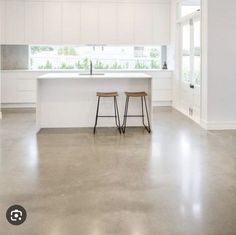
[201,120,236,130]
[2,103,36,108]
[152,101,172,107]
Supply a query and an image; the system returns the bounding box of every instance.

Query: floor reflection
[0,108,236,235]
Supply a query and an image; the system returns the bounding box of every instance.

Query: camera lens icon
[11,209,23,221]
[6,205,27,225]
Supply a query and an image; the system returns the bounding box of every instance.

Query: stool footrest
[98,115,117,118]
[124,115,144,117]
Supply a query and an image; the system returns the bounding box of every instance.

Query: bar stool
[94,92,121,134]
[122,91,151,133]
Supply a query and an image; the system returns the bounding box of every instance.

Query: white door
[180,17,201,123]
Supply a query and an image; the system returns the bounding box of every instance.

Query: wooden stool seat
[97,92,118,97]
[125,91,147,97]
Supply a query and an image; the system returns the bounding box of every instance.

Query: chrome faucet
[89,60,93,75]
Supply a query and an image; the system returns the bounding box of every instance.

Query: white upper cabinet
[62,2,81,44]
[43,2,62,44]
[134,4,153,44]
[25,2,43,44]
[117,3,134,44]
[1,1,170,45]
[98,3,117,44]
[153,4,170,45]
[5,1,25,44]
[81,3,99,44]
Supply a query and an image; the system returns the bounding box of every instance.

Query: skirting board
[201,120,236,130]
[152,101,172,107]
[173,103,236,130]
[2,103,36,108]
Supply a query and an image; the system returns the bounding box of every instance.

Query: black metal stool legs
[94,92,150,134]
[142,96,151,133]
[114,96,122,134]
[122,96,129,133]
[94,95,121,134]
[93,96,100,134]
[122,95,151,133]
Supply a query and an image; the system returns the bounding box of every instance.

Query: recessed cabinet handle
[190,84,195,89]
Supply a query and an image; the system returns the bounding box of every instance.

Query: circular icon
[6,205,27,225]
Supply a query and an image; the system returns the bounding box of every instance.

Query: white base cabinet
[1,70,172,108]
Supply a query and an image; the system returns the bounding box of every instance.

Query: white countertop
[2,69,173,73]
[38,72,152,80]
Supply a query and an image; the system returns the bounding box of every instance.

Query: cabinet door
[62,2,81,44]
[117,3,134,44]
[1,74,17,103]
[98,3,117,44]
[25,2,43,44]
[81,3,99,44]
[43,2,62,44]
[134,4,153,44]
[5,1,25,44]
[153,4,170,45]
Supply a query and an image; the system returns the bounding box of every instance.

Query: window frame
[28,45,165,71]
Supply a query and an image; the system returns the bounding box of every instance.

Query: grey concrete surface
[0,107,235,235]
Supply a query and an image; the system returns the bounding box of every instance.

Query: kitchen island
[36,73,152,131]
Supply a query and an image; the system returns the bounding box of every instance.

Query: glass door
[192,18,201,122]
[193,19,201,86]
[181,22,191,84]
[180,17,201,122]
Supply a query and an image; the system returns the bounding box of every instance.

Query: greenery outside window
[29,46,162,70]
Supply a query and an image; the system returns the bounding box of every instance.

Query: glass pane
[182,56,191,82]
[193,56,200,85]
[180,0,200,17]
[181,5,200,17]
[194,20,201,56]
[182,23,191,83]
[182,24,190,52]
[194,20,201,85]
[29,46,161,70]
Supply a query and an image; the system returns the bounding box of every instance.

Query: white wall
[201,0,236,129]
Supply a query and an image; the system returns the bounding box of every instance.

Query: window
[193,20,201,85]
[181,18,201,85]
[181,5,200,17]
[177,0,200,19]
[182,23,191,82]
[29,46,162,70]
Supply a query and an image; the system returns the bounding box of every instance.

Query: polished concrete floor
[0,108,236,235]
